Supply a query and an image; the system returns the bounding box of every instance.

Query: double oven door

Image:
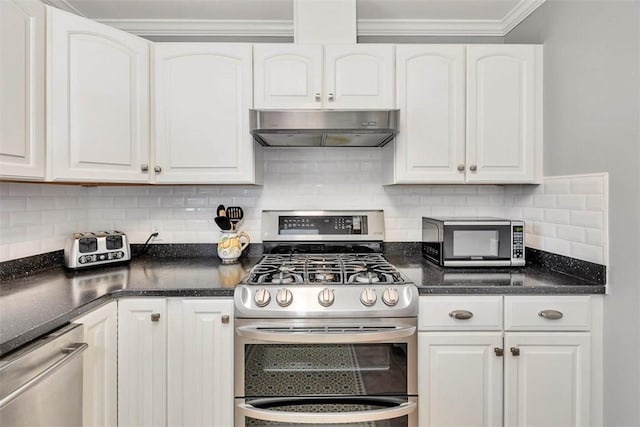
[235,317,418,427]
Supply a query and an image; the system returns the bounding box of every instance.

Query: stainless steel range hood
[249,109,399,147]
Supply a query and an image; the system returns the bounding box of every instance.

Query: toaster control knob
[276,288,293,307]
[382,288,400,306]
[360,288,377,307]
[254,288,271,307]
[318,288,335,307]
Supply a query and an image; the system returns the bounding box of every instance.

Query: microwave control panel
[512,225,524,259]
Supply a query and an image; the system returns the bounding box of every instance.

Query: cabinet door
[504,332,591,427]
[419,332,503,427]
[47,7,150,182]
[0,0,45,180]
[153,43,260,184]
[254,44,323,109]
[466,45,542,183]
[167,299,234,427]
[74,302,117,427]
[393,45,465,183]
[118,299,166,427]
[324,45,395,109]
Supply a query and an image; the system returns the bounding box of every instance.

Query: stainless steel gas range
[234,210,418,427]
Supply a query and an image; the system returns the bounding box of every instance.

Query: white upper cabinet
[153,43,262,184]
[254,44,395,109]
[0,0,45,180]
[387,44,542,185]
[466,45,542,183]
[47,6,150,182]
[391,45,466,183]
[324,45,395,109]
[254,44,323,109]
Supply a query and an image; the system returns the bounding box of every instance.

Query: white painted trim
[358,19,505,37]
[96,19,293,37]
[502,0,547,34]
[41,0,85,17]
[94,0,545,38]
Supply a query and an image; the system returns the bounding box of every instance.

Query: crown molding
[358,19,505,37]
[95,0,545,38]
[96,19,293,37]
[502,0,546,34]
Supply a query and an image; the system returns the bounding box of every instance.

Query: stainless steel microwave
[422,217,525,267]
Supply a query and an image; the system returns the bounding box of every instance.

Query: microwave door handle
[237,401,416,424]
[235,325,416,344]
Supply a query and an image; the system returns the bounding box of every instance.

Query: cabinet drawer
[504,296,591,331]
[419,296,503,331]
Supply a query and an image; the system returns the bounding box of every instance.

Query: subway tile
[431,206,455,217]
[586,195,604,210]
[570,210,602,229]
[466,195,491,206]
[27,197,56,211]
[184,197,209,208]
[557,225,586,243]
[585,228,603,246]
[544,209,570,225]
[532,222,556,237]
[443,195,467,206]
[503,207,523,220]
[10,211,41,227]
[523,208,544,222]
[419,195,444,206]
[544,237,571,256]
[476,206,503,217]
[556,194,586,210]
[570,176,604,194]
[137,196,162,208]
[525,233,543,250]
[113,197,138,208]
[9,183,42,196]
[454,206,478,217]
[570,242,603,264]
[533,194,556,208]
[0,198,26,212]
[125,208,150,220]
[543,180,570,194]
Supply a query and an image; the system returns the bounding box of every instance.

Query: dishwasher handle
[0,342,88,409]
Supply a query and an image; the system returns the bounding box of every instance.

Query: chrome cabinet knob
[276,288,293,307]
[154,166,162,173]
[254,288,271,307]
[150,313,160,322]
[382,288,399,306]
[328,92,335,102]
[469,164,477,172]
[360,288,377,307]
[315,92,321,102]
[141,164,149,172]
[457,164,465,172]
[318,288,335,307]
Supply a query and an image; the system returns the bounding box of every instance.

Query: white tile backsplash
[505,173,609,265]
[0,154,609,267]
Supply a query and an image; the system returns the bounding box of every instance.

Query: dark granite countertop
[0,251,605,357]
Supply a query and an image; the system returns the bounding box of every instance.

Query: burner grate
[244,253,405,285]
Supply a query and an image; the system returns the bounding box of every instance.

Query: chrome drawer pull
[538,309,563,320]
[449,310,473,320]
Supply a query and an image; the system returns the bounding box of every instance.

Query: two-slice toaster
[64,231,131,269]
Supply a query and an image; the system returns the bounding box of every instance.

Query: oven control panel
[279,215,368,235]
[234,284,419,319]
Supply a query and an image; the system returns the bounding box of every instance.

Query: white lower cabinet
[167,299,234,427]
[118,298,167,427]
[419,332,503,427]
[418,295,601,427]
[117,297,234,427]
[73,301,117,427]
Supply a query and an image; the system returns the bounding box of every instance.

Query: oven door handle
[235,325,416,343]
[237,399,416,424]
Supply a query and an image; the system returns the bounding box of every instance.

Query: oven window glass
[452,229,499,257]
[244,344,408,398]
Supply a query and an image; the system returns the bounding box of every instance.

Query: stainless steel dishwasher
[0,323,87,427]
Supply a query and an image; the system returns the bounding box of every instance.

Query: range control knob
[254,288,271,307]
[360,288,377,307]
[276,288,293,307]
[318,288,335,307]
[382,288,400,306]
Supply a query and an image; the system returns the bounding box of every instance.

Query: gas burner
[313,270,336,282]
[353,271,381,284]
[271,273,296,285]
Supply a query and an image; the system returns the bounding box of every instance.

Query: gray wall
[506,1,640,425]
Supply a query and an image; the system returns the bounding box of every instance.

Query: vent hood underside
[249,109,399,147]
